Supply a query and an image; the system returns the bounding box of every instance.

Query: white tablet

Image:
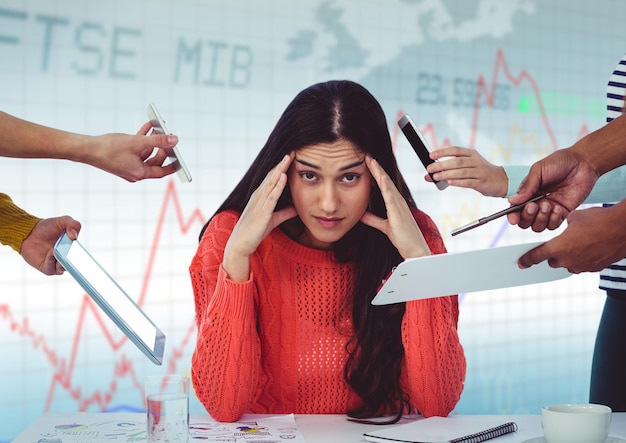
[53,232,165,365]
[371,242,572,305]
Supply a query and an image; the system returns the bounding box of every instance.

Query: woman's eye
[300,172,317,181]
[342,173,360,183]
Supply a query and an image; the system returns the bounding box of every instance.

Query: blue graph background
[1,0,625,440]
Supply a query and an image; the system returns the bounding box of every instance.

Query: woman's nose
[318,184,339,213]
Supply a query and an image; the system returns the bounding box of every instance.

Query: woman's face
[287,139,372,250]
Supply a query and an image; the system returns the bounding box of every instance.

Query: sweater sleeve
[402,209,466,417]
[0,193,41,253]
[503,165,530,198]
[189,211,262,422]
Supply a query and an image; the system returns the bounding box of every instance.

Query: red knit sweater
[190,209,465,422]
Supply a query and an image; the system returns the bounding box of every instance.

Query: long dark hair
[200,80,418,421]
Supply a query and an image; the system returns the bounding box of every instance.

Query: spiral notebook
[363,416,518,443]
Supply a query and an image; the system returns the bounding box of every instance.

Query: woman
[190,80,466,423]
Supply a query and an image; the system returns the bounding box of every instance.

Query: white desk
[296,413,626,442]
[13,412,626,442]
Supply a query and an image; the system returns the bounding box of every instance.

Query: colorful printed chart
[12,412,306,443]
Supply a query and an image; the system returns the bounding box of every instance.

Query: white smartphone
[53,232,166,365]
[146,102,192,183]
[398,114,448,190]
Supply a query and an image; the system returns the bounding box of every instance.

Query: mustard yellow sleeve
[0,193,42,253]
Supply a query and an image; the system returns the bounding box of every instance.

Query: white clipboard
[371,242,572,305]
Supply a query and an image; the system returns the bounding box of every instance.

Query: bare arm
[0,111,179,182]
[571,113,626,177]
[518,199,626,273]
[427,146,509,197]
[509,114,626,219]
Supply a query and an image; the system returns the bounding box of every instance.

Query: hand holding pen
[451,194,550,236]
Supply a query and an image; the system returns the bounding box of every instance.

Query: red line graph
[0,179,206,412]
[392,48,590,156]
[469,48,558,149]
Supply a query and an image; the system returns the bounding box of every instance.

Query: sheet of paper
[189,414,306,442]
[12,412,307,443]
[372,242,572,305]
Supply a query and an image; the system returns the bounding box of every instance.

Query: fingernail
[167,135,178,145]
[526,205,537,215]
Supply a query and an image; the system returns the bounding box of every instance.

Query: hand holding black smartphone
[398,114,449,190]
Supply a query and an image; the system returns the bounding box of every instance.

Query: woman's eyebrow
[294,157,365,171]
[339,159,366,171]
[294,157,320,170]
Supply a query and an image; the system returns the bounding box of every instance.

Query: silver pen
[451,193,549,236]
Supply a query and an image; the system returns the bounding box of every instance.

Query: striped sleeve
[599,54,626,291]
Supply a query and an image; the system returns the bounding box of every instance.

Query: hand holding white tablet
[372,242,572,305]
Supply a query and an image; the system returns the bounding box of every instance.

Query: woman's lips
[315,217,342,228]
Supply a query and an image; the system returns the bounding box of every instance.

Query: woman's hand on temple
[360,156,430,259]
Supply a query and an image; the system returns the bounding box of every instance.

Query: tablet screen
[54,233,165,365]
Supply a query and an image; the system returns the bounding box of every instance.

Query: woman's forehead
[294,140,365,166]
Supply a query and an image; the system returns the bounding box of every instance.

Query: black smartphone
[398,114,448,190]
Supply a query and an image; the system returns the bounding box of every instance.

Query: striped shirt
[599,54,626,291]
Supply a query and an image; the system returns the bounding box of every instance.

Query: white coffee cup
[541,403,611,443]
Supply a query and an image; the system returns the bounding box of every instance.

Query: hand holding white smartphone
[146,102,192,183]
[398,114,448,190]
